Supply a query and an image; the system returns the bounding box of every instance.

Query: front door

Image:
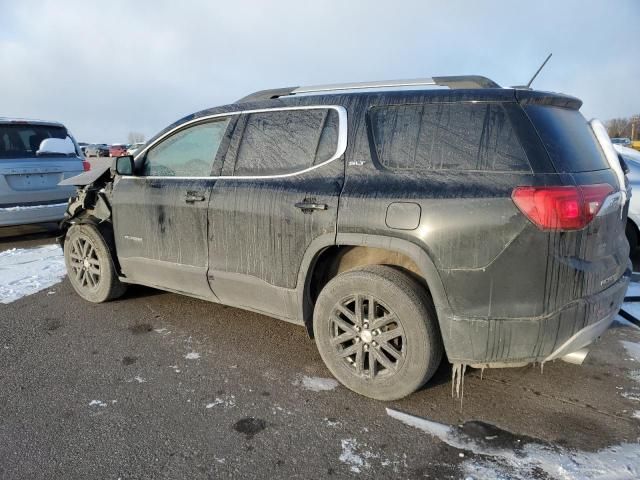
[112,116,234,299]
[207,106,347,319]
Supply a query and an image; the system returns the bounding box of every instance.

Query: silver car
[0,118,87,227]
[615,144,640,251]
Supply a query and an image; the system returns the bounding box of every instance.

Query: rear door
[0,123,82,207]
[207,106,346,320]
[112,116,235,299]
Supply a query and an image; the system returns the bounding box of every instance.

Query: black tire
[64,224,126,303]
[313,265,443,401]
[626,220,638,253]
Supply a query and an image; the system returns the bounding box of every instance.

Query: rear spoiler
[514,90,582,110]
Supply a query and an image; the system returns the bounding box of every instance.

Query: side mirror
[112,155,135,175]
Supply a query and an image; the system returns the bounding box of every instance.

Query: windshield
[0,124,72,158]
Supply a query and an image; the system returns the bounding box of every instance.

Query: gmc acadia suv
[59,76,631,400]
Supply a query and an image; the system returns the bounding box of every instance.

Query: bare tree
[606,118,629,138]
[127,131,145,144]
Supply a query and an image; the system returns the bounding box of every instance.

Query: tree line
[606,115,640,140]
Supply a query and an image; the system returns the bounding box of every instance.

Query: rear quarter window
[524,105,609,173]
[369,102,530,172]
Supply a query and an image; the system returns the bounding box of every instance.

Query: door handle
[185,191,206,203]
[294,201,328,211]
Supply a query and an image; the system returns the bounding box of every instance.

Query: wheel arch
[297,233,453,342]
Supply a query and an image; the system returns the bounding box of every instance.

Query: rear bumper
[0,201,68,226]
[442,266,631,365]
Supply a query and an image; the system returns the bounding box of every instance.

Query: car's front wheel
[64,224,127,303]
[313,265,443,401]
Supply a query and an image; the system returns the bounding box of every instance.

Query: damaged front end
[57,162,116,250]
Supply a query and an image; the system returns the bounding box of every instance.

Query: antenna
[525,53,552,88]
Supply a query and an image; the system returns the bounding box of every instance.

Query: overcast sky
[1,0,638,143]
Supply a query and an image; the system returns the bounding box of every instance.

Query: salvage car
[59,76,631,400]
[0,118,88,227]
[85,144,109,157]
[109,144,128,157]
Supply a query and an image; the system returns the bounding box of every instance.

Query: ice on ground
[614,314,639,329]
[205,395,235,409]
[387,408,640,480]
[89,400,107,407]
[134,376,146,383]
[626,281,640,297]
[621,341,640,362]
[339,439,368,473]
[0,245,66,304]
[184,352,200,360]
[620,302,640,323]
[299,376,339,392]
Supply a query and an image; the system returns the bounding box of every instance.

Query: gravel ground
[1,226,639,479]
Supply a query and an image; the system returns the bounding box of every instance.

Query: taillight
[82,160,91,171]
[512,184,614,231]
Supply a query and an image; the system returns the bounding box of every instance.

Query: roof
[0,117,65,127]
[236,75,501,103]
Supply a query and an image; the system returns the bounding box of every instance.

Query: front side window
[369,103,530,172]
[143,119,230,177]
[233,108,340,176]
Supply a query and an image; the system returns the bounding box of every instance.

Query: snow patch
[134,376,146,383]
[184,352,200,360]
[626,282,640,297]
[387,408,640,479]
[299,376,339,392]
[0,245,66,304]
[339,439,366,473]
[621,341,640,362]
[89,400,107,407]
[633,411,640,420]
[205,395,235,409]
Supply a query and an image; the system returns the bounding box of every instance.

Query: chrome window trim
[126,105,348,181]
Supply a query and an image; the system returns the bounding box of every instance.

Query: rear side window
[369,103,530,172]
[0,124,69,158]
[144,118,230,176]
[233,108,339,176]
[525,105,609,173]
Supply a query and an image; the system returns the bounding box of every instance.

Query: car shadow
[0,222,61,247]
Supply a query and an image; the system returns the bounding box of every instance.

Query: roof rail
[236,75,500,103]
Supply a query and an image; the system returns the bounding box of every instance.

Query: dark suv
[59,76,631,400]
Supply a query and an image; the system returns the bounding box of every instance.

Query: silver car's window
[143,119,230,177]
[0,124,69,158]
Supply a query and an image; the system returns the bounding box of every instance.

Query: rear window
[369,103,530,172]
[0,124,69,158]
[525,105,609,173]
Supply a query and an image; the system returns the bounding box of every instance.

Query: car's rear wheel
[64,224,126,303]
[313,265,443,401]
